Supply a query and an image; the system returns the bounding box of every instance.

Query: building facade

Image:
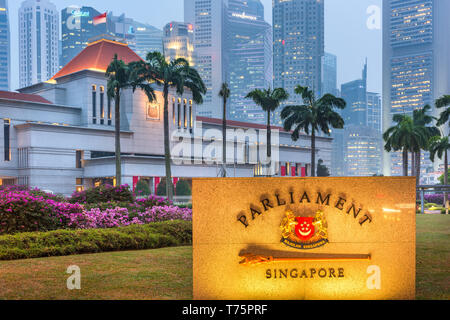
[133,21,163,60]
[321,52,338,97]
[184,0,227,118]
[0,39,332,195]
[273,0,324,126]
[337,61,383,177]
[0,0,10,91]
[61,6,108,67]
[163,21,194,65]
[382,0,450,175]
[226,0,272,124]
[19,0,59,88]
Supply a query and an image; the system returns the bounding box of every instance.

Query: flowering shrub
[66,205,191,230]
[0,187,83,234]
[69,184,133,204]
[137,206,192,224]
[424,194,445,205]
[0,185,191,234]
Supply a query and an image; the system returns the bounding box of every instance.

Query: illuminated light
[382,208,401,213]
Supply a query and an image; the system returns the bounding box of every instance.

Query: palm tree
[411,105,440,184]
[245,88,289,160]
[106,55,156,186]
[131,52,206,200]
[383,114,431,177]
[281,86,346,177]
[219,83,230,177]
[429,136,449,214]
[436,95,450,127]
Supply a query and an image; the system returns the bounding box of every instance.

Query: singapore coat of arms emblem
[280,210,329,249]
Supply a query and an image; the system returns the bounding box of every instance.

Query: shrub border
[0,220,192,261]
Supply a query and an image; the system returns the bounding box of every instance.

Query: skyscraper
[0,0,10,91]
[185,0,227,118]
[273,0,324,125]
[163,21,194,65]
[226,0,272,124]
[339,61,383,177]
[19,0,59,88]
[61,6,107,67]
[383,0,450,175]
[321,52,338,96]
[341,61,367,128]
[133,22,163,60]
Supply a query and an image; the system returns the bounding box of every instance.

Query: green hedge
[0,220,192,261]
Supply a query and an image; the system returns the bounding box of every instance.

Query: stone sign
[192,177,415,300]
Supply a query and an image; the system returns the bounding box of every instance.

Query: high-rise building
[338,61,383,177]
[344,126,383,177]
[19,0,59,88]
[163,21,194,65]
[321,52,338,96]
[0,0,10,91]
[382,0,450,175]
[61,6,107,67]
[133,22,163,60]
[226,0,272,124]
[273,0,324,126]
[367,91,382,133]
[341,60,367,128]
[185,0,227,118]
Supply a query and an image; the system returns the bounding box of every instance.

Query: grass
[0,246,193,300]
[0,215,448,300]
[415,214,449,300]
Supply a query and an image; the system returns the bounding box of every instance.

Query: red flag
[93,12,107,26]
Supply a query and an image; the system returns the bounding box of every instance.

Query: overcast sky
[7,0,382,93]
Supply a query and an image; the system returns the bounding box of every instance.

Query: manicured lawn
[416,214,450,300]
[0,246,193,300]
[0,215,448,300]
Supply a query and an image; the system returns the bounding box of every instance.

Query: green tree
[383,114,430,177]
[411,105,440,185]
[436,95,450,127]
[156,178,175,197]
[317,159,330,177]
[245,88,289,160]
[132,52,206,200]
[106,55,155,186]
[176,179,192,196]
[135,179,150,197]
[219,83,230,177]
[281,86,346,177]
[429,136,449,214]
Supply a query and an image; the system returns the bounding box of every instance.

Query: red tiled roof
[0,91,53,104]
[51,39,143,80]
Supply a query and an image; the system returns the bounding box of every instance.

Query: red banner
[132,176,139,191]
[154,177,161,194]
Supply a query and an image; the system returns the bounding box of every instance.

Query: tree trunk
[445,150,448,215]
[114,91,122,186]
[311,127,316,177]
[411,152,415,178]
[415,150,421,186]
[267,110,271,159]
[402,148,408,176]
[222,98,227,177]
[163,85,174,201]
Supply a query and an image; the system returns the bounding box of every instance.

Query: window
[100,86,104,124]
[4,119,10,161]
[92,85,97,124]
[177,98,182,128]
[75,150,84,168]
[189,100,193,131]
[107,96,112,125]
[183,99,187,128]
[172,98,176,125]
